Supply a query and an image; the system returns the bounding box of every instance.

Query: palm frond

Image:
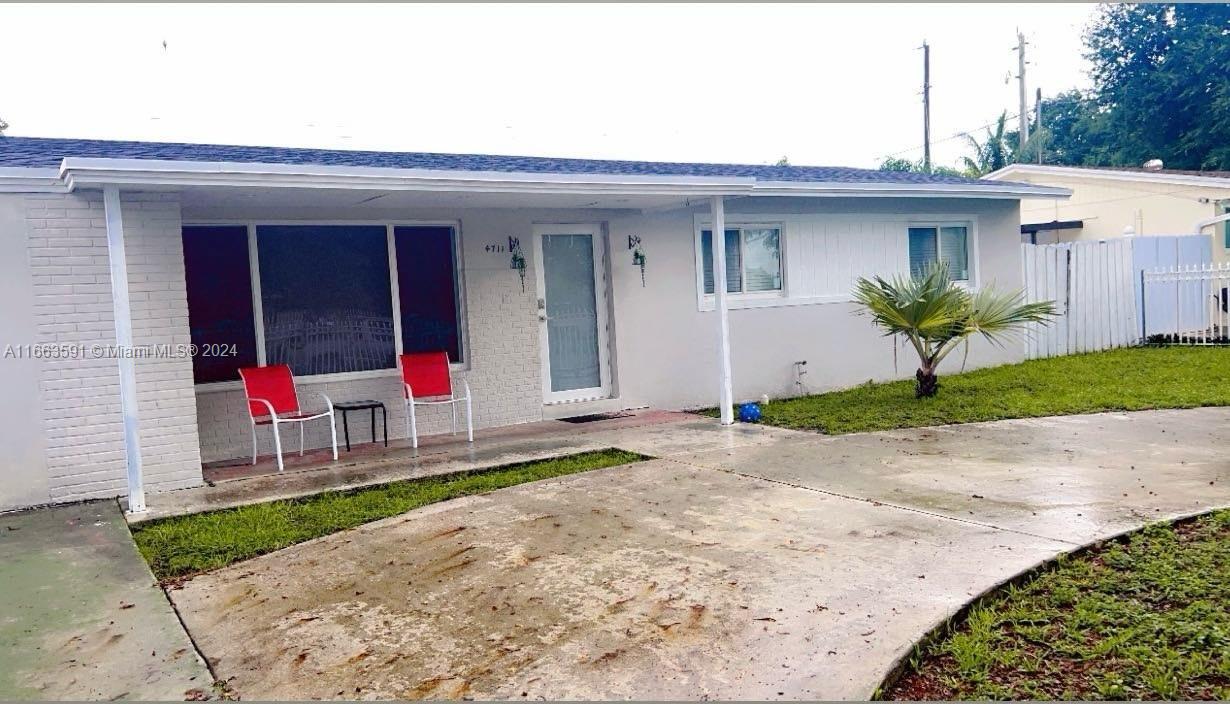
[961,287,1057,346]
[854,262,1057,373]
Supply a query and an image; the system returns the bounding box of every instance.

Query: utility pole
[1035,86,1043,164]
[922,41,932,173]
[1016,30,1029,154]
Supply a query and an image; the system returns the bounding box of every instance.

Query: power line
[880,112,1022,161]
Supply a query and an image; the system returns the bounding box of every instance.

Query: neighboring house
[984,164,1230,256]
[0,137,1064,512]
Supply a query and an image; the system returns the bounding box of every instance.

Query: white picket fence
[1142,263,1230,344]
[1021,240,1139,359]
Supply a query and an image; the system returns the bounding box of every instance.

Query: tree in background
[918,6,1229,173]
[1018,5,1230,170]
[1006,90,1113,167]
[1083,3,1230,170]
[958,112,1012,177]
[0,116,8,136]
[878,156,966,178]
[880,113,1012,178]
[879,157,917,172]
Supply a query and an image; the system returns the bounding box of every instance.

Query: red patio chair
[400,352,472,448]
[239,364,338,472]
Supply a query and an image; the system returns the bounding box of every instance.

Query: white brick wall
[121,193,204,492]
[27,192,127,501]
[25,191,203,503]
[195,209,544,463]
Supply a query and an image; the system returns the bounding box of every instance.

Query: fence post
[1140,268,1147,342]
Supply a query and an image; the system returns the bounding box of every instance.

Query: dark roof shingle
[0,136,990,186]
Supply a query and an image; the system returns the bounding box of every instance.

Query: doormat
[558,411,634,424]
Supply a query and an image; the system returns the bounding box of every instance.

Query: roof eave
[0,157,1068,199]
[751,180,1070,199]
[985,163,1230,189]
[57,157,758,197]
[0,167,68,193]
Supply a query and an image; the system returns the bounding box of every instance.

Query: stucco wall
[1011,172,1229,259]
[605,197,1025,409]
[0,194,50,511]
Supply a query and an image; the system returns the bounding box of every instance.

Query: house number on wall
[484,243,507,253]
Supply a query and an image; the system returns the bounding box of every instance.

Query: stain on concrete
[169,409,1230,699]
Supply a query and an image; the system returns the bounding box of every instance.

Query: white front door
[533,224,612,404]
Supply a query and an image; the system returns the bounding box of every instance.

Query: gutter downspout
[710,196,734,425]
[103,186,146,514]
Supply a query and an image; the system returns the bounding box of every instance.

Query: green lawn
[883,510,1230,700]
[132,448,647,581]
[742,347,1230,434]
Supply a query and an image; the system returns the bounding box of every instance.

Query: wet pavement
[168,408,1230,700]
[137,410,717,522]
[0,502,212,700]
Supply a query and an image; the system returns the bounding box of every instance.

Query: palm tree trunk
[915,367,939,398]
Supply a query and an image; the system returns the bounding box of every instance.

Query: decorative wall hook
[628,234,646,286]
[508,236,526,292]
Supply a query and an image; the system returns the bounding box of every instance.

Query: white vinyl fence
[1142,263,1230,344]
[1021,239,1139,359]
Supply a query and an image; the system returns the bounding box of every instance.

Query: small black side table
[333,400,388,452]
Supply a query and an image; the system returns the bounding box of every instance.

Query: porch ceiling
[177,184,698,219]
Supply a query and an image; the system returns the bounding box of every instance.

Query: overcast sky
[1,3,1097,170]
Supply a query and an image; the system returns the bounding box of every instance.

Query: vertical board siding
[1022,239,1139,359]
[781,217,909,300]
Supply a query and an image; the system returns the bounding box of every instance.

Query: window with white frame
[181,223,464,384]
[699,226,783,295]
[908,224,970,282]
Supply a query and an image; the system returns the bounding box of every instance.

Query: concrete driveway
[0,502,212,700]
[169,408,1230,700]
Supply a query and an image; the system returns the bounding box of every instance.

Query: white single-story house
[984,163,1230,256]
[0,137,1066,513]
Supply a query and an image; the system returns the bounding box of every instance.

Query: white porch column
[710,195,734,425]
[103,186,145,513]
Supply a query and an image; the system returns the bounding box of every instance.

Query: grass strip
[884,509,1230,700]
[708,347,1230,434]
[132,448,648,581]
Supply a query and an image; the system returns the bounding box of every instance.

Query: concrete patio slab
[165,408,1230,700]
[136,411,793,522]
[0,501,212,700]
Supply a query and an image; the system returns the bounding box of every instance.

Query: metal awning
[1021,219,1083,234]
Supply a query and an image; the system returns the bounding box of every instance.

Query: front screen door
[533,225,611,404]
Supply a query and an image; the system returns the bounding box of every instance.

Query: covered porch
[87,165,745,515]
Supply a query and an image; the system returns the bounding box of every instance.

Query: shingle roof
[0,136,990,186]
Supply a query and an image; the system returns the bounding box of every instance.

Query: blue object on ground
[738,402,762,423]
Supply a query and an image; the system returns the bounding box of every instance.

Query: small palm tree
[853,264,1055,397]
